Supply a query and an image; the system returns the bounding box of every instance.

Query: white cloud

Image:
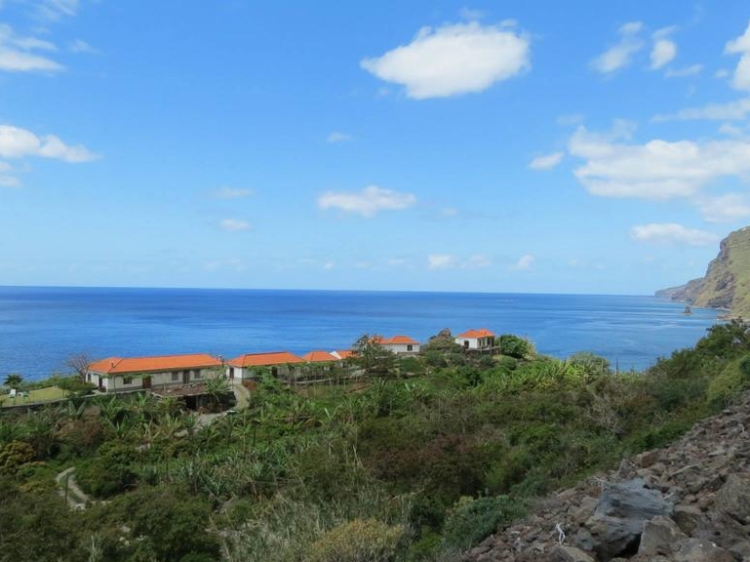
[318,185,416,217]
[361,21,530,99]
[719,123,744,136]
[69,39,99,54]
[725,19,750,91]
[0,24,63,73]
[0,124,97,162]
[529,151,563,170]
[631,223,718,246]
[459,7,484,21]
[428,254,457,269]
[696,193,750,223]
[650,39,676,70]
[36,0,79,20]
[568,124,750,200]
[510,254,535,270]
[591,21,644,74]
[653,97,750,122]
[665,64,702,78]
[465,254,492,268]
[215,187,253,199]
[219,218,252,232]
[0,161,20,187]
[715,68,730,79]
[326,131,353,143]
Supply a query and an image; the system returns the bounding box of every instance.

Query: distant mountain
[656,226,750,318]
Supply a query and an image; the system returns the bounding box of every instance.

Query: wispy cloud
[69,39,100,54]
[650,38,676,70]
[326,131,353,143]
[653,97,750,122]
[631,223,718,246]
[725,18,750,92]
[591,21,644,74]
[318,185,416,217]
[219,218,252,232]
[0,24,63,73]
[214,187,253,199]
[529,151,563,170]
[695,194,750,223]
[361,21,530,99]
[428,254,457,270]
[665,64,702,78]
[36,0,80,21]
[510,254,535,270]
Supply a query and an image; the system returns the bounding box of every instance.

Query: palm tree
[3,373,23,388]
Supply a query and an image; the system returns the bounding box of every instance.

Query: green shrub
[706,354,750,406]
[442,495,525,550]
[308,518,404,562]
[76,441,137,498]
[495,335,534,359]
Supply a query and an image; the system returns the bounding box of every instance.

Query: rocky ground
[464,393,750,562]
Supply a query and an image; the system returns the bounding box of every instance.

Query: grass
[0,385,67,407]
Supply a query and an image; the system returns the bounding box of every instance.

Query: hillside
[656,226,750,317]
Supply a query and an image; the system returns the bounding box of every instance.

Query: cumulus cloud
[215,187,253,199]
[696,193,750,223]
[318,185,416,217]
[361,21,530,99]
[653,97,750,122]
[631,223,718,246]
[428,254,457,269]
[725,19,750,91]
[219,218,252,232]
[591,21,644,74]
[0,24,63,73]
[650,39,677,70]
[0,124,97,163]
[326,131,353,143]
[568,124,750,200]
[510,254,535,270]
[529,151,563,170]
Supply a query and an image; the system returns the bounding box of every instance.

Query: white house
[455,328,495,350]
[226,351,304,382]
[378,335,420,355]
[87,353,224,393]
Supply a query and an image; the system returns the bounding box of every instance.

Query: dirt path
[55,467,90,510]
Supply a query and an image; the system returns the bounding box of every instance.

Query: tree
[66,352,92,383]
[352,335,397,376]
[3,373,23,388]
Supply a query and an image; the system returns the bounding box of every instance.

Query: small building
[226,351,304,382]
[379,335,420,355]
[302,350,339,363]
[331,350,353,360]
[87,353,224,393]
[455,328,495,350]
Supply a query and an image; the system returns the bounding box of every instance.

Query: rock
[595,478,674,521]
[715,473,750,523]
[639,516,687,556]
[569,496,598,525]
[638,450,658,468]
[673,504,703,535]
[549,545,596,562]
[674,538,734,562]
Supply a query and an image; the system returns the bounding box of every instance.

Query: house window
[193,370,202,380]
[171,372,180,382]
[407,344,413,351]
[123,375,133,385]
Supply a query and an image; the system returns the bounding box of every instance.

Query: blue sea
[0,286,720,380]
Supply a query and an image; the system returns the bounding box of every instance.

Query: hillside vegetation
[2,325,750,562]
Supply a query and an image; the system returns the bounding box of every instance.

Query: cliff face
[657,226,750,317]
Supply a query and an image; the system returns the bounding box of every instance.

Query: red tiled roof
[228,351,304,368]
[302,350,338,363]
[456,328,495,339]
[333,350,354,359]
[382,335,419,345]
[89,353,223,375]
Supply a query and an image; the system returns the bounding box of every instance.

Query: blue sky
[2,1,750,294]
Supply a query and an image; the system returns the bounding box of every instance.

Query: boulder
[674,538,734,562]
[549,545,596,562]
[715,473,750,523]
[638,516,686,556]
[672,504,703,535]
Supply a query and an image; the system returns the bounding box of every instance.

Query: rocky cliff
[656,226,750,318]
[464,392,750,562]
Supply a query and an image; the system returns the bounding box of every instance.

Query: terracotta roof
[381,335,419,345]
[456,328,495,339]
[332,350,353,360]
[89,353,223,375]
[228,351,304,368]
[302,350,338,363]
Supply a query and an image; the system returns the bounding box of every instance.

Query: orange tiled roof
[382,335,419,345]
[89,353,223,375]
[332,350,354,359]
[228,351,304,368]
[302,350,338,363]
[456,328,495,339]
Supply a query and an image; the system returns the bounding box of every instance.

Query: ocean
[0,286,720,380]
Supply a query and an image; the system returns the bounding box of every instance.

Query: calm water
[0,286,720,379]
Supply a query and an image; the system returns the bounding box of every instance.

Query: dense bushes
[442,495,526,550]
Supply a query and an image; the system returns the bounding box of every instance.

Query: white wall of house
[382,343,420,355]
[455,337,493,350]
[91,366,222,393]
[226,365,302,382]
